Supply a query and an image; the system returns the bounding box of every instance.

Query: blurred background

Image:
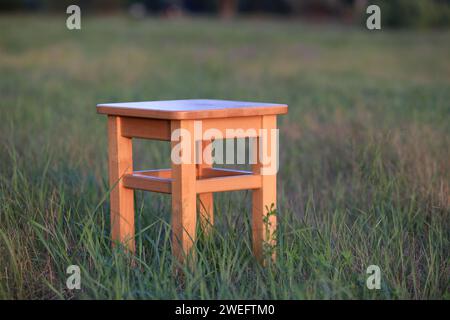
[0,0,449,299]
[1,0,450,28]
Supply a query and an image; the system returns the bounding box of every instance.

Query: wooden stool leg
[171,120,197,263]
[197,140,214,233]
[252,115,277,263]
[108,116,135,252]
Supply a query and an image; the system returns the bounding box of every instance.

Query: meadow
[0,15,449,299]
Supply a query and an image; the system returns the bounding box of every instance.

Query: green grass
[0,14,449,299]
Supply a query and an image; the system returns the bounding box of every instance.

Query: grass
[0,14,449,299]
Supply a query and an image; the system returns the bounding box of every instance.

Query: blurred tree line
[1,0,450,28]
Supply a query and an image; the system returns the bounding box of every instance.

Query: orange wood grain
[97,99,287,120]
[201,116,260,139]
[196,174,261,194]
[123,173,171,194]
[131,167,252,180]
[101,100,286,266]
[122,168,258,195]
[133,168,172,178]
[199,167,252,177]
[171,119,197,264]
[197,140,214,233]
[252,115,277,264]
[121,117,171,140]
[108,116,135,252]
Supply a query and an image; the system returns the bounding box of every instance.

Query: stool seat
[97,99,287,119]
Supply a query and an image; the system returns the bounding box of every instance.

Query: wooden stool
[97,99,288,263]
